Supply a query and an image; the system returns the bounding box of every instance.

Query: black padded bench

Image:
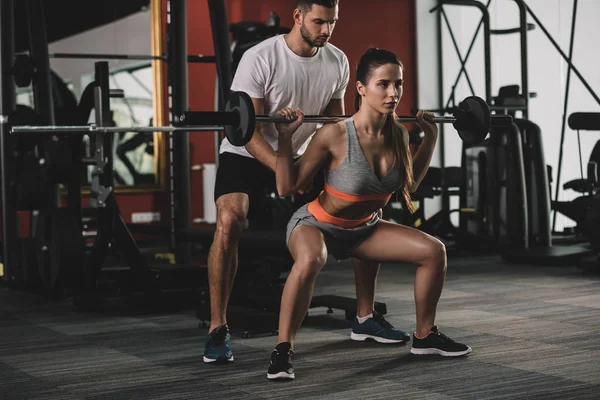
[187,227,389,337]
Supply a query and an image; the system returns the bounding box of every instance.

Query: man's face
[299,4,339,48]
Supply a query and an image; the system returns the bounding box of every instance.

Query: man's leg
[208,193,249,332]
[204,193,249,363]
[350,257,411,344]
[204,152,266,363]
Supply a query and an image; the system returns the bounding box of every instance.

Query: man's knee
[215,196,248,239]
[216,208,246,235]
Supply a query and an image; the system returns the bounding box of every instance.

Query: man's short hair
[296,0,338,13]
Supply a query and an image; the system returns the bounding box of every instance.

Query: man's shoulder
[243,35,282,58]
[322,42,348,63]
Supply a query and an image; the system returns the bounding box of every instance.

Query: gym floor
[1,255,600,399]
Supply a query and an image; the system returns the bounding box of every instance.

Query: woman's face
[358,63,403,114]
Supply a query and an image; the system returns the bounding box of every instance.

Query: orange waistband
[324,183,393,203]
[307,198,374,228]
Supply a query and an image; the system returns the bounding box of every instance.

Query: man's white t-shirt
[221,34,349,158]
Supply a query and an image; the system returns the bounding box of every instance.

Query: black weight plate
[224,91,255,146]
[454,96,491,144]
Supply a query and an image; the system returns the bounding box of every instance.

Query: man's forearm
[275,136,296,196]
[244,127,278,171]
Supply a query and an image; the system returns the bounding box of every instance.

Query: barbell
[179,91,512,145]
[10,91,512,146]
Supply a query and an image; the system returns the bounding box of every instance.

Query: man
[204,0,409,364]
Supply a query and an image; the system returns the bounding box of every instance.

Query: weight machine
[431,0,593,265]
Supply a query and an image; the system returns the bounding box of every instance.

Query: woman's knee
[294,249,328,283]
[424,237,447,269]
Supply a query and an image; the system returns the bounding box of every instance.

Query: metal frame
[48,52,216,63]
[432,0,600,233]
[552,0,578,232]
[431,0,492,210]
[1,0,16,283]
[167,0,192,261]
[208,0,233,112]
[545,0,600,232]
[11,125,223,134]
[430,0,532,129]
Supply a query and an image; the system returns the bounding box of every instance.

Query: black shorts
[213,152,324,229]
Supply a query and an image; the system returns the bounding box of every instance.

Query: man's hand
[275,107,304,136]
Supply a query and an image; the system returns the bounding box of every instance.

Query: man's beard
[300,22,328,48]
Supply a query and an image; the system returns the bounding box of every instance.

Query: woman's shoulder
[314,120,347,144]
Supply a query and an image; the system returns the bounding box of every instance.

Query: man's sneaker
[351,311,411,344]
[203,325,234,363]
[267,342,295,380]
[410,325,471,356]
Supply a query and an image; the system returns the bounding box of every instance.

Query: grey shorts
[285,204,381,261]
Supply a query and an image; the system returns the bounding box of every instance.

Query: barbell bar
[10,125,224,134]
[177,91,513,146]
[9,91,512,147]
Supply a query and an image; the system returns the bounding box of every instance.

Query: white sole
[203,355,234,363]
[267,371,295,380]
[410,346,472,357]
[351,332,407,344]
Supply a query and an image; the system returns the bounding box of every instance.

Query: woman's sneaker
[410,325,472,356]
[351,311,411,344]
[267,342,295,380]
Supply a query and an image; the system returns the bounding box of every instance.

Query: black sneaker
[410,325,472,356]
[267,342,295,380]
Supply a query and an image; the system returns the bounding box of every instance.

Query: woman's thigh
[288,225,328,264]
[352,220,445,265]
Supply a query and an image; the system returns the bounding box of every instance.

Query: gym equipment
[47,52,216,63]
[500,119,592,265]
[11,92,514,150]
[230,12,290,76]
[12,124,226,134]
[412,167,466,244]
[9,90,255,147]
[35,208,85,299]
[181,93,513,145]
[552,113,600,237]
[11,54,35,87]
[461,122,529,252]
[64,62,209,309]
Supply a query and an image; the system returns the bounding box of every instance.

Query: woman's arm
[275,108,334,196]
[410,110,438,191]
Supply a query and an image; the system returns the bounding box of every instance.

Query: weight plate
[224,91,255,146]
[454,96,491,144]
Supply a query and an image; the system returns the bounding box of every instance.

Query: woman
[267,48,471,381]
